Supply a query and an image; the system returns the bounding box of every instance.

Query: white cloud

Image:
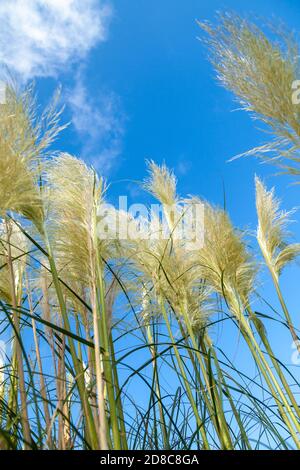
[176,159,192,176]
[68,76,125,173]
[0,0,111,79]
[0,0,124,173]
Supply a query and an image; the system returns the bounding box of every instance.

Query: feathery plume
[199,13,300,176]
[47,153,112,450]
[47,153,109,290]
[143,160,177,207]
[196,201,256,312]
[119,205,212,331]
[255,176,300,277]
[131,244,212,332]
[0,83,65,232]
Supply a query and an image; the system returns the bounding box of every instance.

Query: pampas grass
[199,13,300,177]
[1,12,300,450]
[255,176,300,351]
[255,176,300,277]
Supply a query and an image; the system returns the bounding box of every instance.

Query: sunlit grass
[0,12,300,450]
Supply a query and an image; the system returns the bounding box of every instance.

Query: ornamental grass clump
[255,176,300,348]
[1,11,300,451]
[47,153,124,450]
[121,162,236,449]
[195,199,300,447]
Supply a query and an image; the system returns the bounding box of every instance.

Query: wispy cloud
[176,159,192,176]
[67,76,125,173]
[0,0,112,79]
[0,0,125,173]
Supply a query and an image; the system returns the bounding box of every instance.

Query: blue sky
[2,0,298,214]
[45,0,300,224]
[1,1,300,384]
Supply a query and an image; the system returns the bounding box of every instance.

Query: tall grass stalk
[159,298,210,449]
[4,219,32,449]
[235,307,300,447]
[45,241,99,449]
[2,19,300,448]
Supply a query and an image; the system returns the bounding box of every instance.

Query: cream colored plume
[255,176,300,278]
[200,13,300,176]
[143,160,177,207]
[196,201,256,313]
[46,153,112,295]
[0,84,65,232]
[121,161,213,331]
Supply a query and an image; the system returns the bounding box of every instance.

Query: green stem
[91,280,109,449]
[206,334,252,450]
[159,298,210,449]
[270,269,300,354]
[248,307,300,422]
[45,237,98,449]
[109,334,128,450]
[178,306,233,450]
[237,311,300,447]
[146,324,169,449]
[96,261,122,449]
[5,220,32,449]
